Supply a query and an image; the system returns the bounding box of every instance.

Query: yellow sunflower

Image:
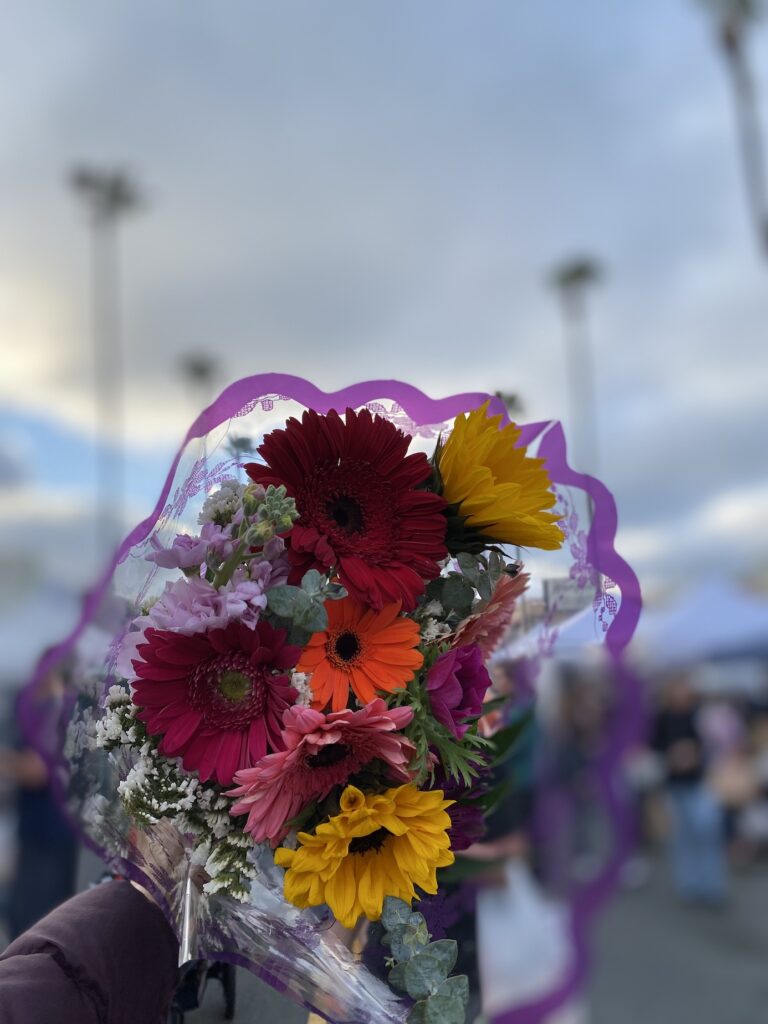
[438,401,565,550]
[274,784,454,928]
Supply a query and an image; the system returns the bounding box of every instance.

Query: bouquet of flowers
[23,377,638,1024]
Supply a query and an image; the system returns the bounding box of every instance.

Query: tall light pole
[699,0,768,258]
[180,353,218,460]
[70,167,142,557]
[550,257,602,499]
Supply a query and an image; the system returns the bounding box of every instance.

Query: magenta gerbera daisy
[245,407,448,611]
[130,620,300,785]
[227,699,416,845]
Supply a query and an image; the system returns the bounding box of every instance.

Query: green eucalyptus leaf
[423,975,470,1024]
[387,925,412,961]
[435,974,469,1005]
[488,550,506,581]
[381,896,412,931]
[425,578,447,604]
[456,552,480,583]
[300,569,324,594]
[286,625,312,646]
[292,593,327,632]
[403,940,458,999]
[476,573,493,602]
[424,939,458,977]
[407,1000,429,1024]
[266,586,302,618]
[441,575,475,613]
[388,961,409,993]
[388,914,430,961]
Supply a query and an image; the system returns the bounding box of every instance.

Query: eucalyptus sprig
[380,897,468,1024]
[266,569,347,645]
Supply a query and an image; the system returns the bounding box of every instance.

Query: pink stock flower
[146,533,208,570]
[452,571,530,658]
[131,619,300,785]
[200,521,238,563]
[117,575,271,678]
[227,699,416,845]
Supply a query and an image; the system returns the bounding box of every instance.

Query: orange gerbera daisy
[297,597,423,712]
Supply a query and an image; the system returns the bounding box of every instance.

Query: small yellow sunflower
[274,784,454,928]
[439,401,565,550]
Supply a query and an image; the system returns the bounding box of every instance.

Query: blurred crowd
[0,656,77,944]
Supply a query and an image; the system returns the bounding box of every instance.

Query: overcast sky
[2,0,768,603]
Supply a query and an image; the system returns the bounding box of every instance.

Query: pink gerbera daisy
[227,699,415,844]
[131,620,300,785]
[452,571,530,658]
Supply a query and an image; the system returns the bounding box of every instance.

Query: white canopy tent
[632,580,768,669]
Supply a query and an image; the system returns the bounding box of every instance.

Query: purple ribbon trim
[490,423,643,1024]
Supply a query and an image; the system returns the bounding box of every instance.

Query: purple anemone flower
[426,644,492,739]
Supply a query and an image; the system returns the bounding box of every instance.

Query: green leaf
[292,592,327,632]
[456,552,480,584]
[388,962,409,993]
[388,914,430,961]
[407,1000,429,1024]
[427,721,490,786]
[476,573,493,602]
[488,549,506,581]
[435,975,469,1006]
[300,569,324,594]
[426,939,458,976]
[381,896,412,931]
[266,585,302,617]
[286,625,312,646]
[425,976,470,1024]
[425,577,447,604]
[403,940,458,998]
[441,575,475,613]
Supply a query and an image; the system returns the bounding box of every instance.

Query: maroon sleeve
[0,881,179,1024]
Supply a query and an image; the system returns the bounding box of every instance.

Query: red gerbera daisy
[245,407,447,610]
[130,620,300,785]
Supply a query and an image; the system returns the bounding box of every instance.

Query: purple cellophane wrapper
[19,375,641,1024]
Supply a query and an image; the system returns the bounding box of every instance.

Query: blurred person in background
[651,675,727,906]
[699,693,757,865]
[0,652,78,940]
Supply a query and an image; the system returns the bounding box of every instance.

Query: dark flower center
[349,827,391,855]
[306,743,350,768]
[298,462,395,559]
[218,670,252,702]
[188,652,267,730]
[334,631,361,662]
[326,494,364,534]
